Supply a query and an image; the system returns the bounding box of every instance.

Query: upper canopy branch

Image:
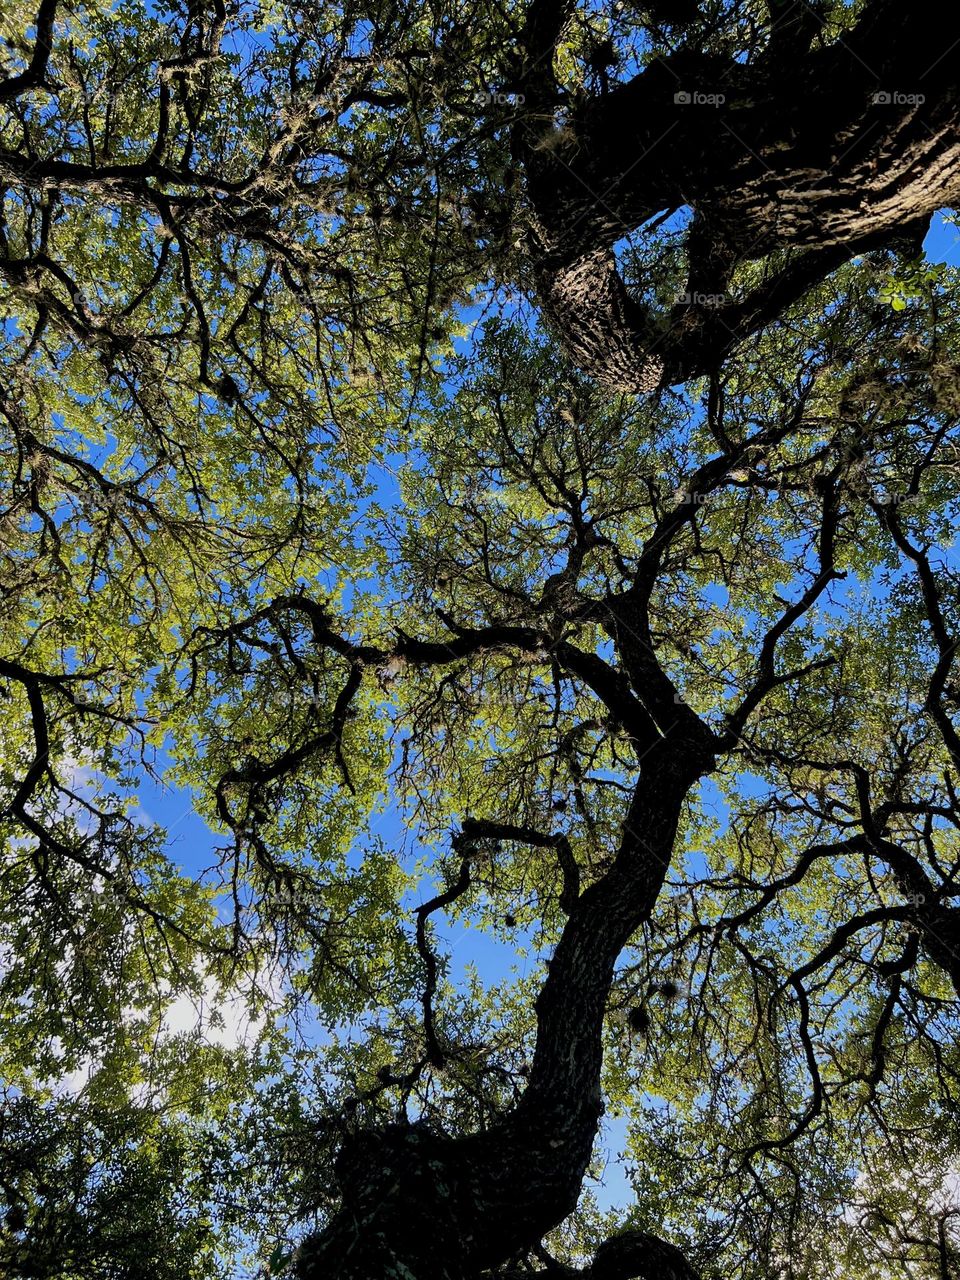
[516,0,960,389]
[203,593,658,747]
[0,0,58,104]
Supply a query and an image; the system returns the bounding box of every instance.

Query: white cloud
[161,964,284,1050]
[53,1058,95,1098]
[163,977,263,1048]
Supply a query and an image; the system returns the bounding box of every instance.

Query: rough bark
[295,741,714,1280]
[517,0,960,390]
[496,1230,703,1280]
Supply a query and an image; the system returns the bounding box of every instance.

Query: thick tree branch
[0,0,58,103]
[518,0,960,389]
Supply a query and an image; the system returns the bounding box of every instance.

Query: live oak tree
[2,3,960,1279]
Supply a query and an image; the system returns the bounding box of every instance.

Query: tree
[1,3,960,1279]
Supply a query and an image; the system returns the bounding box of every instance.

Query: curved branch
[0,0,58,103]
[415,846,474,1068]
[518,0,960,389]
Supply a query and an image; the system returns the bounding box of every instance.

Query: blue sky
[924,211,960,267]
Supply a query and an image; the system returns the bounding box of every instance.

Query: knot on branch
[591,1230,702,1280]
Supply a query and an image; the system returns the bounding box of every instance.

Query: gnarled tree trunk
[296,748,711,1279]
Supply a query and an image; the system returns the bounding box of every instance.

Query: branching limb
[416,842,475,1068]
[0,0,58,103]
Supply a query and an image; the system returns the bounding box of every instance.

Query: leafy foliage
[2,3,960,1279]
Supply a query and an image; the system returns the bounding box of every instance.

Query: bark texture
[517,0,960,390]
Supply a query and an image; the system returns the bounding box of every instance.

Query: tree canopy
[1,2,960,1278]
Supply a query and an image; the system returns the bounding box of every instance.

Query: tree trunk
[296,751,708,1279]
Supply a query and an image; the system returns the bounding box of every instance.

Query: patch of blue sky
[924,210,960,266]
